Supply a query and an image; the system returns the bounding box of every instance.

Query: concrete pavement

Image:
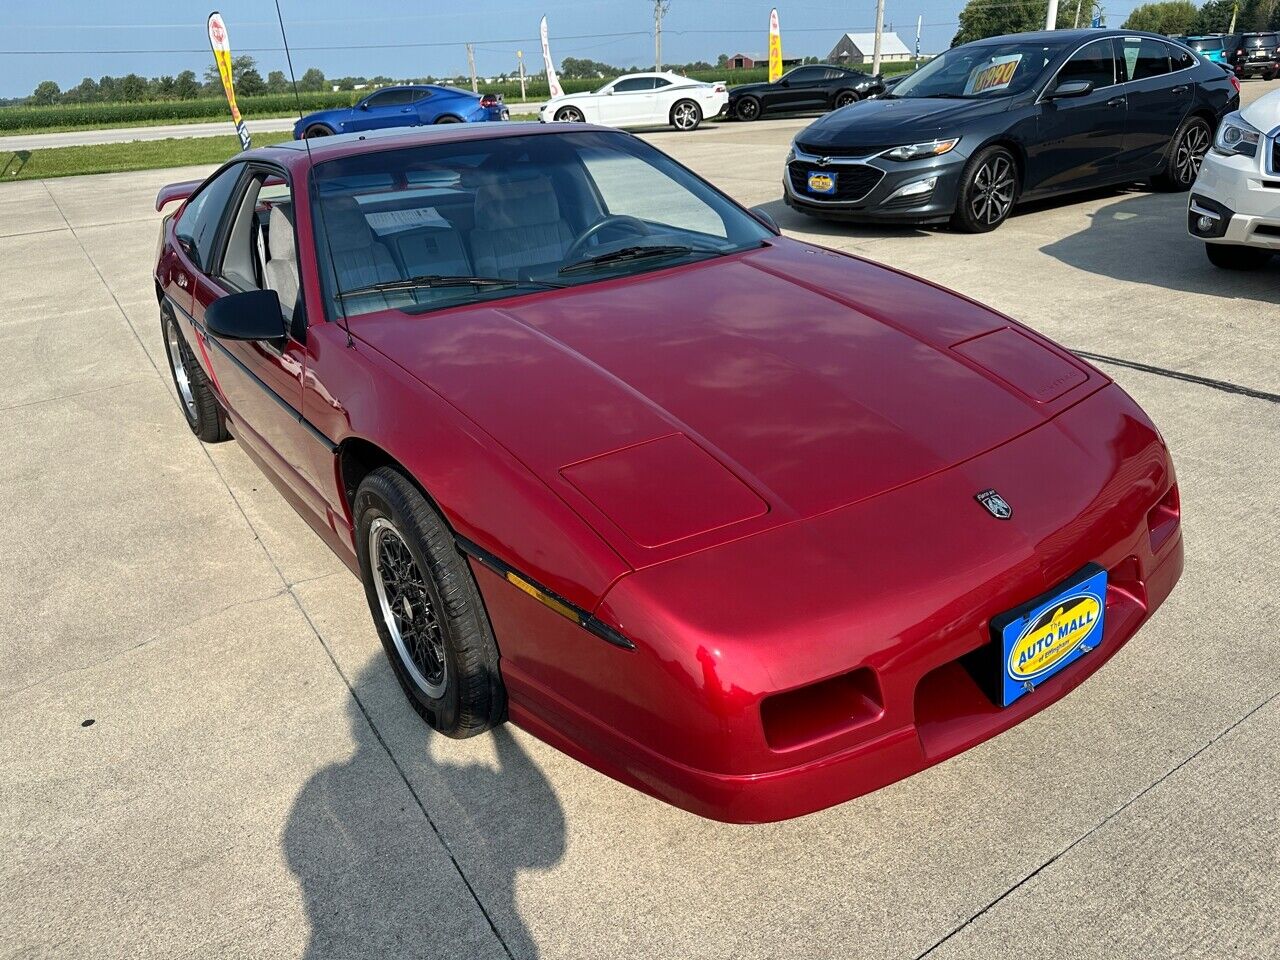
[1,86,1278,959]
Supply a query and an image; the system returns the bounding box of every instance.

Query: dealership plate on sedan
[807,171,837,195]
[992,565,1107,707]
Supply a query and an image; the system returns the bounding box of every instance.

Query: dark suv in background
[1231,32,1279,80]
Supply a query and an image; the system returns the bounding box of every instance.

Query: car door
[600,77,657,126]
[349,89,417,131]
[189,166,321,500]
[1027,38,1126,196]
[770,67,823,112]
[1116,37,1191,176]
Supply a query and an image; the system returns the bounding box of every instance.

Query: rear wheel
[434,115,462,124]
[671,99,702,131]
[951,146,1018,233]
[834,90,858,109]
[735,96,761,121]
[1153,116,1212,191]
[354,467,505,737]
[161,304,228,443]
[554,105,585,123]
[1205,243,1273,270]
[302,124,332,138]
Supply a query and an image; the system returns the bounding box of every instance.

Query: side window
[1170,45,1196,71]
[175,163,243,271]
[653,77,672,88]
[410,89,433,102]
[787,68,822,83]
[218,171,302,333]
[1120,38,1170,81]
[365,89,414,108]
[826,68,852,80]
[1058,39,1117,89]
[613,77,655,92]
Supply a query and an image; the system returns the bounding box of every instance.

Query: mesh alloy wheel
[369,516,448,697]
[1174,122,1211,186]
[555,106,585,122]
[968,154,1016,227]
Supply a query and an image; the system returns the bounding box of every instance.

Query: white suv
[1188,88,1280,269]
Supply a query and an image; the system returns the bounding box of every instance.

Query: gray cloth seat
[322,195,402,292]
[263,205,299,318]
[470,175,574,278]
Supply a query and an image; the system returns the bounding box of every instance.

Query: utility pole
[1046,0,1060,29]
[871,0,885,75]
[652,0,671,73]
[517,50,527,101]
[1074,0,1083,27]
[466,43,478,93]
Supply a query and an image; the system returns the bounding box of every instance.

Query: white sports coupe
[539,72,729,131]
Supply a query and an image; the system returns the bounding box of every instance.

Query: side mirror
[359,101,370,110]
[205,289,286,341]
[605,88,614,95]
[749,205,781,234]
[1047,79,1094,99]
[778,79,790,87]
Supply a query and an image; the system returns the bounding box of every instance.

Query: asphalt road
[2,81,1278,958]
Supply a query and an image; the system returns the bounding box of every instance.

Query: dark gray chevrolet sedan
[784,29,1240,232]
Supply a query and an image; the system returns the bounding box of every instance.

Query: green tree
[1195,0,1242,31]
[174,70,201,99]
[953,0,1073,46]
[298,67,327,92]
[237,67,266,96]
[204,55,261,94]
[119,73,148,101]
[30,80,61,105]
[154,75,177,98]
[1123,0,1198,33]
[265,70,289,93]
[64,77,99,103]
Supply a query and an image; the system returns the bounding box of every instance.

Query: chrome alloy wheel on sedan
[165,320,197,422]
[969,154,1016,227]
[369,516,448,697]
[555,105,585,122]
[1174,122,1212,185]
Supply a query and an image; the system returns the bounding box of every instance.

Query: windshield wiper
[558,244,716,276]
[338,274,565,299]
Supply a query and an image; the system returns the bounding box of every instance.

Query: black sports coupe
[729,64,886,121]
[784,30,1239,232]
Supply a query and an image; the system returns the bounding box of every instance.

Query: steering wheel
[564,215,652,263]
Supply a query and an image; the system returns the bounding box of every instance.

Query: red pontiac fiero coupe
[154,123,1182,822]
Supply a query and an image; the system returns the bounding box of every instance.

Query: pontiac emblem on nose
[976,488,1012,519]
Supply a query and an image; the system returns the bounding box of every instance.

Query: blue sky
[1,0,1143,98]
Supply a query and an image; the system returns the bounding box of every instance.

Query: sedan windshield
[309,130,769,320]
[891,41,1061,99]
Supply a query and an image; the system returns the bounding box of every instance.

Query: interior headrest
[320,195,375,253]
[267,205,295,262]
[474,176,561,231]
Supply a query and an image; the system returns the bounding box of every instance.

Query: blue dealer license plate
[992,565,1107,707]
[807,171,837,195]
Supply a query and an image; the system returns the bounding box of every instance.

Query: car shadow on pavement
[283,662,565,959]
[1039,189,1280,298]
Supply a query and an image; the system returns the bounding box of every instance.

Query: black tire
[833,90,858,109]
[161,304,228,443]
[434,115,462,124]
[1264,69,1277,82]
[735,96,761,121]
[1205,243,1273,270]
[951,145,1019,233]
[1153,115,1212,191]
[670,99,702,131]
[302,124,332,138]
[354,467,505,737]
[554,106,585,123]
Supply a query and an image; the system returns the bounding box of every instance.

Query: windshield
[309,131,770,320]
[891,40,1061,99]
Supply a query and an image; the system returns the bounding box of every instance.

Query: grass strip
[0,131,294,181]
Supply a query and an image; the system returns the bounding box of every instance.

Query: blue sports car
[293,84,509,138]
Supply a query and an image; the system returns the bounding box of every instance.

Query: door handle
[1106,97,1125,108]
[1171,85,1189,94]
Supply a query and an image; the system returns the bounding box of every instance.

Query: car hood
[1241,87,1280,131]
[352,240,1104,566]
[799,95,1009,145]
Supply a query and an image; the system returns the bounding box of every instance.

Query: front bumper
[1189,145,1280,248]
[492,383,1184,822]
[782,144,967,223]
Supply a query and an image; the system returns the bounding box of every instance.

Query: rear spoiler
[155,179,203,212]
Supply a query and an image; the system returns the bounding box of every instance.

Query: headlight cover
[883,138,960,161]
[1212,113,1260,158]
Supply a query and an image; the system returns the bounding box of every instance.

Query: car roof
[972,28,1166,45]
